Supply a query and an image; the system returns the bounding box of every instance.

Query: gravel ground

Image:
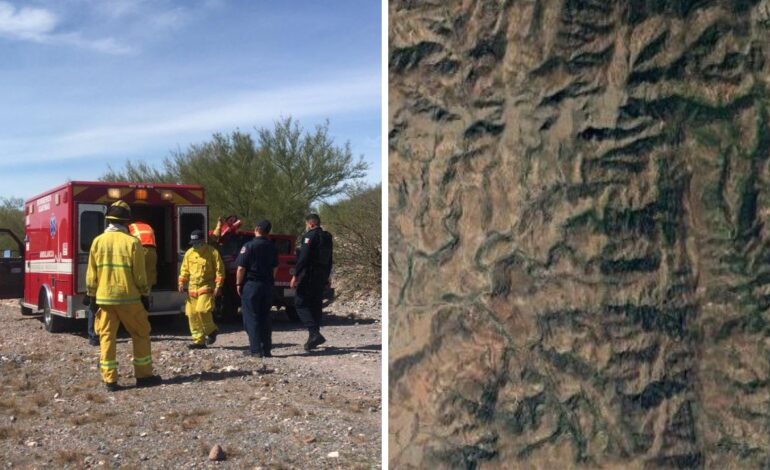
[0,297,381,469]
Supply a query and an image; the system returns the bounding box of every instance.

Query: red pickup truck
[210,226,334,321]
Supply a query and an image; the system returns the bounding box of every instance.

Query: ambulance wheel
[42,297,66,333]
[285,306,300,322]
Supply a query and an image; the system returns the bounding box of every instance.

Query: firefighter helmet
[106,200,131,222]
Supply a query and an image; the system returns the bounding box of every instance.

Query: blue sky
[0,0,381,202]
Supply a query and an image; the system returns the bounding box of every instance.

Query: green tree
[103,117,368,234]
[167,131,278,231]
[101,160,177,183]
[0,197,24,256]
[320,184,381,295]
[256,118,368,231]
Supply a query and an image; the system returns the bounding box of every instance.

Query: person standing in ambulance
[178,229,225,349]
[128,221,158,288]
[85,200,162,391]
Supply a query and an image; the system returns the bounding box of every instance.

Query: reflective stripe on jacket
[178,244,224,297]
[86,228,149,305]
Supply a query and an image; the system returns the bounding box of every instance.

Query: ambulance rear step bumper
[71,308,181,319]
[23,299,184,319]
[68,291,186,319]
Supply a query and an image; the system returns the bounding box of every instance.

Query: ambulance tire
[41,295,67,333]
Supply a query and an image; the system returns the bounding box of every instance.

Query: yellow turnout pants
[185,293,217,345]
[95,303,154,384]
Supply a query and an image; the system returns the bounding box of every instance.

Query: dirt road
[0,298,381,469]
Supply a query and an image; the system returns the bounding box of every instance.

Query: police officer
[290,213,332,350]
[236,220,278,357]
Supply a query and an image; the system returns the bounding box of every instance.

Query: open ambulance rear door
[176,205,208,263]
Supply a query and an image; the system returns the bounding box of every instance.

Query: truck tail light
[107,188,122,199]
[161,190,173,201]
[135,189,148,200]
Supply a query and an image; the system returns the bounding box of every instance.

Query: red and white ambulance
[14,181,209,332]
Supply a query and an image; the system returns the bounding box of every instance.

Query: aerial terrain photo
[389,0,770,468]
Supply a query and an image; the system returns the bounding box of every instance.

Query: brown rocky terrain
[389,1,770,468]
[0,298,381,469]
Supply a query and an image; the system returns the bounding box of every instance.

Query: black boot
[187,343,207,350]
[136,375,162,388]
[304,332,326,351]
[205,330,218,345]
[105,382,121,392]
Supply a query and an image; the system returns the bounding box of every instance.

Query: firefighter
[128,221,158,288]
[290,213,333,351]
[178,229,225,349]
[88,220,157,346]
[209,215,241,245]
[85,200,161,391]
[236,220,278,357]
[208,216,224,245]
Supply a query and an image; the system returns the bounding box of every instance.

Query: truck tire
[42,295,67,333]
[285,306,300,322]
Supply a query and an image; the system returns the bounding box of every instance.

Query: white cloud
[0,1,132,54]
[54,32,133,54]
[0,2,56,39]
[0,70,381,166]
[93,0,146,19]
[93,0,189,29]
[149,7,189,29]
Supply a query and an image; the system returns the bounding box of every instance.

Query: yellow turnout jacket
[86,225,149,305]
[178,244,225,297]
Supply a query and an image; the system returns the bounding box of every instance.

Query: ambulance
[13,181,209,332]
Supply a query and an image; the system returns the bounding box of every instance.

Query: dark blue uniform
[236,237,278,355]
[294,226,330,334]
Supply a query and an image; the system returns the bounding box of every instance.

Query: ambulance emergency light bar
[107,187,176,202]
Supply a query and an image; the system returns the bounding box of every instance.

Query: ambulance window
[80,212,105,252]
[180,213,205,249]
